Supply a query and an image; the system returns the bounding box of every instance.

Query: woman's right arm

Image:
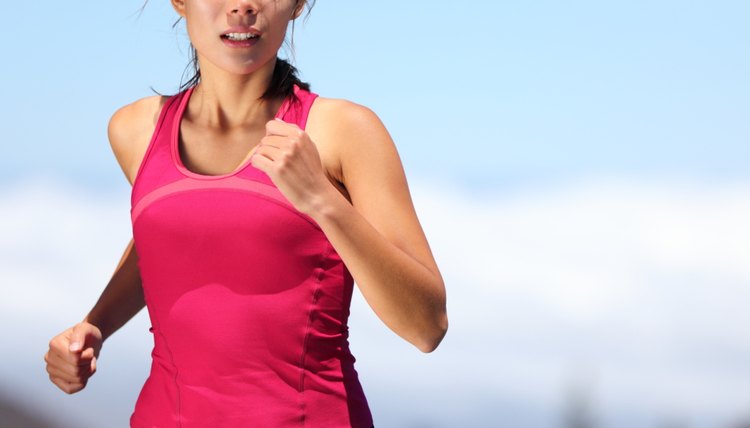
[44,238,145,394]
[83,94,165,338]
[83,238,145,342]
[44,95,165,394]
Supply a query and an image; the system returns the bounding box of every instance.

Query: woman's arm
[45,96,161,393]
[83,238,145,341]
[45,238,145,393]
[84,95,163,340]
[254,100,448,353]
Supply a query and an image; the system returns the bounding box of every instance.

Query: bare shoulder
[307,97,398,201]
[308,97,389,140]
[108,95,169,185]
[308,96,395,167]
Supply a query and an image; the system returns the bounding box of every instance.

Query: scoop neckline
[171,85,293,180]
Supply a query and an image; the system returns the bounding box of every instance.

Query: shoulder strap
[277,85,319,130]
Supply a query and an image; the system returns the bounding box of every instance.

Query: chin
[220,56,276,77]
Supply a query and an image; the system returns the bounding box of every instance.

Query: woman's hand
[45,321,103,394]
[251,118,336,215]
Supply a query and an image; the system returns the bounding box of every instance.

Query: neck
[187,56,282,129]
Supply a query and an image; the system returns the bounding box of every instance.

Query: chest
[178,109,348,201]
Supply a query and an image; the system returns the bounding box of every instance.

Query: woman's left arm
[254,100,448,353]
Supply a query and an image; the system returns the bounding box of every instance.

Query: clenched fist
[251,118,334,215]
[44,321,103,394]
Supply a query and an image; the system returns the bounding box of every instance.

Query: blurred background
[1,1,749,427]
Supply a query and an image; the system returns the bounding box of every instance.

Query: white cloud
[2,175,749,428]
[395,176,750,427]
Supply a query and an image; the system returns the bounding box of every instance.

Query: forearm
[309,189,448,353]
[83,238,145,342]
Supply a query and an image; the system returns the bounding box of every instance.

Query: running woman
[44,1,448,426]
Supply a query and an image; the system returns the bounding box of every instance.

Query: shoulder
[108,94,170,185]
[307,95,405,194]
[108,95,167,147]
[309,97,387,137]
[308,96,394,161]
[307,96,398,188]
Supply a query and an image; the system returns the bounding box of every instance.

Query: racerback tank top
[128,84,374,428]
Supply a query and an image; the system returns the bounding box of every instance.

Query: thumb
[266,117,290,137]
[69,323,94,353]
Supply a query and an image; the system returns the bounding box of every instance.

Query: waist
[136,335,372,428]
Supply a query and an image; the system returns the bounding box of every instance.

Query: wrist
[82,314,108,341]
[303,183,347,221]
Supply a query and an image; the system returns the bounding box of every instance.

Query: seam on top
[155,327,182,428]
[297,242,334,427]
[131,178,322,231]
[136,256,182,428]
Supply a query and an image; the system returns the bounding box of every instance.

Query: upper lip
[221,27,261,36]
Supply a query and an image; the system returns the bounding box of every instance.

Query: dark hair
[143,0,316,101]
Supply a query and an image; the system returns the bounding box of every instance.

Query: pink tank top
[128,85,373,428]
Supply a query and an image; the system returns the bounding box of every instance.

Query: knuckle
[279,153,292,166]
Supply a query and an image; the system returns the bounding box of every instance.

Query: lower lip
[221,37,259,48]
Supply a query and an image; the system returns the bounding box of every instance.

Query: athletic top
[128,84,374,428]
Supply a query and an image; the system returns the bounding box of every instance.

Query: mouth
[221,32,260,41]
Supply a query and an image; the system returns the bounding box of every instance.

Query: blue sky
[2,1,749,427]
[1,1,747,189]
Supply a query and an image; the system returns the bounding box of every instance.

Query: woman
[44,1,448,426]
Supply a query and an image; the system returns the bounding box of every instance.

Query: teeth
[225,32,258,41]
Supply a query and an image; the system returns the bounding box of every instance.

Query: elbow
[416,277,449,353]
[416,310,449,354]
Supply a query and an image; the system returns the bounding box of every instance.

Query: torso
[127,86,374,427]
